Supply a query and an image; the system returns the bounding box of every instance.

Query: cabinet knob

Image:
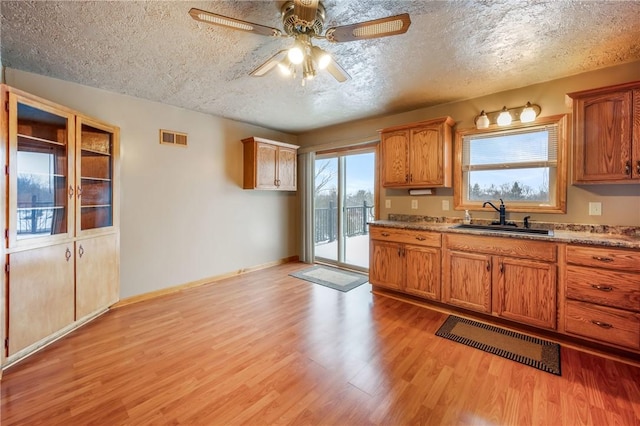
[78,245,84,258]
[636,160,640,174]
[591,284,613,292]
[65,247,71,261]
[486,261,490,271]
[625,161,631,175]
[591,320,613,329]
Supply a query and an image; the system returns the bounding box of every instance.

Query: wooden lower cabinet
[494,257,557,329]
[442,250,491,313]
[443,233,557,329]
[369,240,404,291]
[8,243,75,356]
[369,227,441,300]
[405,245,441,300]
[76,234,119,320]
[563,244,640,350]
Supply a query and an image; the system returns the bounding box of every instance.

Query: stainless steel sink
[452,223,554,236]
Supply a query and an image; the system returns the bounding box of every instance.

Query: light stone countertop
[369,220,640,250]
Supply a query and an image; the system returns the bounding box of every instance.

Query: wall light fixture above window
[474,102,541,129]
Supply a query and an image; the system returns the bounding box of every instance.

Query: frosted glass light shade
[520,102,537,123]
[496,107,512,126]
[476,111,490,129]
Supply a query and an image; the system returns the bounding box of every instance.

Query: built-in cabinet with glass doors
[1,85,120,369]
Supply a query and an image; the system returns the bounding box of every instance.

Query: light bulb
[288,44,304,65]
[520,102,537,123]
[496,107,512,126]
[277,58,292,76]
[475,110,490,129]
[311,46,332,70]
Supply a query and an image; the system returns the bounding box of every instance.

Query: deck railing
[315,201,374,243]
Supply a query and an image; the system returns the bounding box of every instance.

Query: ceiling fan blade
[293,0,320,28]
[325,59,351,83]
[325,13,411,42]
[189,8,283,37]
[250,50,288,77]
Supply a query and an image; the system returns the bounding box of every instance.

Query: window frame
[453,114,568,214]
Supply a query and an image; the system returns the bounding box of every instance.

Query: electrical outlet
[411,199,418,209]
[588,202,602,216]
[442,200,450,211]
[385,199,391,209]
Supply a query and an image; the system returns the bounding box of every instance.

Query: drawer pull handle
[591,320,613,329]
[591,284,613,292]
[415,236,426,241]
[592,256,614,263]
[381,232,390,237]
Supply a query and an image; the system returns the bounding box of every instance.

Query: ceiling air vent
[160,129,188,147]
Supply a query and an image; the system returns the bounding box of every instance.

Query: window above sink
[454,114,568,214]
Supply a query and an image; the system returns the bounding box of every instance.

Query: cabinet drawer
[445,233,556,262]
[566,265,640,312]
[565,300,640,350]
[370,227,441,247]
[567,245,640,272]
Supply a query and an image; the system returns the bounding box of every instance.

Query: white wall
[298,61,640,227]
[6,69,299,299]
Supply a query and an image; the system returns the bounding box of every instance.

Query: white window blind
[462,124,558,171]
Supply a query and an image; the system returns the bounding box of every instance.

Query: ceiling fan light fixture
[311,46,331,69]
[288,40,305,64]
[278,58,293,76]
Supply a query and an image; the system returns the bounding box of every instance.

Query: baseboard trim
[112,255,299,309]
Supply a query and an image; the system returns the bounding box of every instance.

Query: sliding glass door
[314,149,375,270]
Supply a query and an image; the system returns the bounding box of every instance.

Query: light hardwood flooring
[2,262,639,425]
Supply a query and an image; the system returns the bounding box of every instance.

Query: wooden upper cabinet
[380,116,455,188]
[380,130,410,185]
[76,115,120,237]
[569,81,640,183]
[242,137,299,191]
[7,92,76,248]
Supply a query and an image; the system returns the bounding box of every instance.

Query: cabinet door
[369,240,404,290]
[76,116,119,236]
[76,234,119,319]
[494,257,557,329]
[8,243,75,355]
[405,245,441,300]
[409,125,446,186]
[277,146,297,190]
[443,250,491,313]
[574,90,633,182]
[381,130,409,186]
[255,142,278,189]
[8,93,75,248]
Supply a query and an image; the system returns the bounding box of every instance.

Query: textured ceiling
[2,1,640,134]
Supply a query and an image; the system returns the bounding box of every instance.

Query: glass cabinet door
[8,94,75,246]
[76,117,118,235]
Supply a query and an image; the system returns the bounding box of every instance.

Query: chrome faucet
[483,198,513,226]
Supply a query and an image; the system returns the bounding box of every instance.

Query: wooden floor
[2,262,639,425]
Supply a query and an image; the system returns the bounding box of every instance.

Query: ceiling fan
[188,0,411,84]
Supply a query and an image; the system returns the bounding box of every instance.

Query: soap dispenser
[463,210,471,224]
